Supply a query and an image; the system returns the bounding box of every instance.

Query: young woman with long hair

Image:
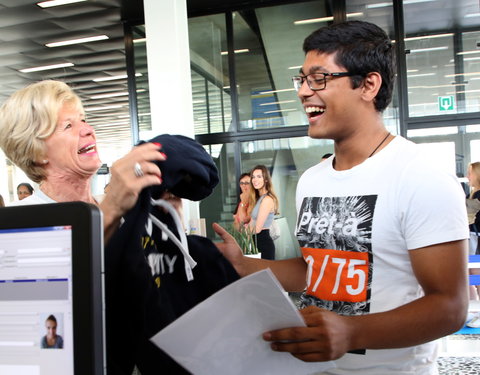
[247,165,279,260]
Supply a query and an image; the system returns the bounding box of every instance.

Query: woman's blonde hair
[0,80,82,183]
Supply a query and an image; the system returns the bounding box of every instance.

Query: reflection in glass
[133,25,151,132]
[189,14,231,135]
[233,2,330,130]
[239,136,334,259]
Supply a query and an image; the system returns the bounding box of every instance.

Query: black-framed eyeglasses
[292,72,354,91]
[239,181,250,185]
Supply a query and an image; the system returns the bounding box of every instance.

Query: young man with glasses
[214,20,468,374]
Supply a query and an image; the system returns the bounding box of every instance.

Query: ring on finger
[134,162,144,177]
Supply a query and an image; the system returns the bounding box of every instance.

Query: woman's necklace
[368,132,391,158]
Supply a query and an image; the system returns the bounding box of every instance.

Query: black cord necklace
[368,132,390,158]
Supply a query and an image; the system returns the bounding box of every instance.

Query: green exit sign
[438,95,455,111]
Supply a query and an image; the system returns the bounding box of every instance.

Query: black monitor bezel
[0,202,104,375]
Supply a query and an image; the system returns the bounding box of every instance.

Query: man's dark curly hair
[303,20,395,112]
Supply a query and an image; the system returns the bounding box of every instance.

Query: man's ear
[361,72,382,103]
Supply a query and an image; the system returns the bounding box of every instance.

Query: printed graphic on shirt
[296,195,377,316]
[142,234,178,288]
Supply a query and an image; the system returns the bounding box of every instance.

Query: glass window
[188,14,231,135]
[199,142,236,238]
[403,0,480,118]
[407,124,480,177]
[133,25,152,133]
[405,33,455,117]
[240,136,334,259]
[233,1,330,130]
[346,0,399,134]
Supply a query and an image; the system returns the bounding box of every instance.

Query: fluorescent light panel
[409,46,448,53]
[19,62,74,73]
[46,35,108,48]
[93,73,142,82]
[91,92,129,99]
[220,49,249,56]
[259,88,296,94]
[37,0,86,8]
[405,33,453,42]
[294,12,363,25]
[259,100,296,106]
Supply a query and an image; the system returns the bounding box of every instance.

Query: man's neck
[332,122,392,171]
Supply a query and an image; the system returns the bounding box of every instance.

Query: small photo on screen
[39,312,64,349]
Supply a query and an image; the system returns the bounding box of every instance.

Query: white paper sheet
[150,269,335,375]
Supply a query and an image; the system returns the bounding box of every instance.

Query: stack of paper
[151,269,335,375]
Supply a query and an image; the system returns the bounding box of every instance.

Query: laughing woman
[248,165,279,260]
[0,80,165,241]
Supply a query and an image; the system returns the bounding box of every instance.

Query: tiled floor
[438,299,480,374]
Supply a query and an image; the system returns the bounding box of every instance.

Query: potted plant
[227,224,259,257]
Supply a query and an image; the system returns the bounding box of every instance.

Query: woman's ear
[361,72,382,103]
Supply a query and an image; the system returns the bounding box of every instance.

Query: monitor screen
[0,203,104,375]
[0,226,74,375]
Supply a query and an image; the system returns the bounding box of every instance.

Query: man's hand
[263,306,354,362]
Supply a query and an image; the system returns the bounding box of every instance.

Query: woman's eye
[65,123,72,129]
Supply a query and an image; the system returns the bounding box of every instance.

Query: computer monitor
[0,202,104,375]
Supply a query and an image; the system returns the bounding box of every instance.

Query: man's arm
[213,222,307,291]
[263,239,469,362]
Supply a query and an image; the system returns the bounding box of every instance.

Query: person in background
[233,172,251,230]
[247,165,279,260]
[214,20,468,374]
[0,194,4,207]
[40,314,64,349]
[466,162,480,327]
[0,80,165,242]
[17,182,34,200]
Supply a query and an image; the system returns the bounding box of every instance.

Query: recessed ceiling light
[46,35,109,48]
[294,13,363,25]
[37,0,86,8]
[90,92,129,99]
[19,62,74,73]
[93,73,142,82]
[405,33,453,42]
[409,46,448,53]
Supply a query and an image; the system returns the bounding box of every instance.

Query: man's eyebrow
[308,65,329,74]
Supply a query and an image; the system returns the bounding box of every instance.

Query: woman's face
[239,176,251,194]
[17,185,32,200]
[251,169,265,191]
[45,319,57,339]
[44,102,102,179]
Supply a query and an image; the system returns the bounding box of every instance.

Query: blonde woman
[248,165,279,259]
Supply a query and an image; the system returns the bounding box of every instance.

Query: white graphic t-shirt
[295,136,468,375]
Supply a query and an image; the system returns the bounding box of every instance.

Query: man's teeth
[305,107,325,114]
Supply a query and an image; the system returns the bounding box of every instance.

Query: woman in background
[17,182,34,200]
[248,165,278,260]
[233,172,251,230]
